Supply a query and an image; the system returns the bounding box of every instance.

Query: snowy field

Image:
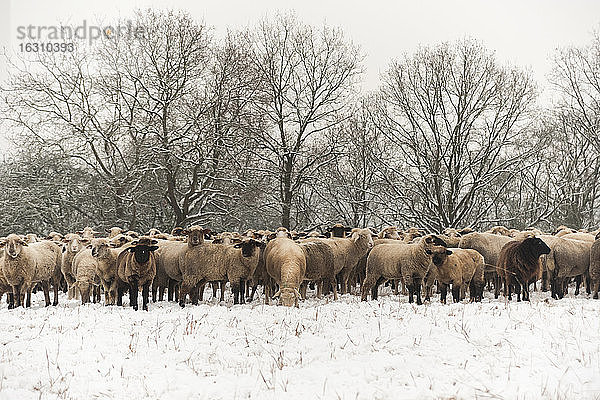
[1,287,600,400]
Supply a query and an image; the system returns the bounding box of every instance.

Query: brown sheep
[91,238,127,305]
[45,232,63,242]
[590,236,600,299]
[378,226,401,240]
[178,228,263,307]
[545,237,592,299]
[77,227,100,240]
[72,248,101,304]
[459,232,512,297]
[429,248,485,303]
[264,237,306,307]
[361,234,448,304]
[496,236,551,301]
[486,226,511,236]
[105,227,124,239]
[1,234,62,308]
[117,237,159,310]
[298,241,337,300]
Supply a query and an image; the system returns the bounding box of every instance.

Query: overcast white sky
[1,0,600,92]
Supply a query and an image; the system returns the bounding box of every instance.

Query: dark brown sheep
[496,237,551,301]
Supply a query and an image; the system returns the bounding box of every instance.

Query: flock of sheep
[0,223,597,309]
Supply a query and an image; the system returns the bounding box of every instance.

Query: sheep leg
[330,277,338,301]
[12,285,20,308]
[451,285,460,303]
[52,281,59,306]
[440,283,447,304]
[240,279,246,304]
[249,283,258,302]
[585,272,591,295]
[593,279,600,300]
[25,288,32,308]
[80,284,90,304]
[158,286,165,302]
[168,279,176,302]
[232,280,240,305]
[194,283,203,303]
[142,283,150,311]
[494,275,501,299]
[541,270,549,292]
[299,282,308,300]
[575,276,582,296]
[129,279,139,310]
[360,274,377,301]
[117,286,124,306]
[515,282,521,302]
[151,282,158,303]
[211,282,218,300]
[220,280,226,302]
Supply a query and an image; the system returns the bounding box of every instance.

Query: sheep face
[431,248,453,267]
[110,234,131,248]
[4,234,27,258]
[328,224,351,238]
[423,235,448,255]
[279,288,300,307]
[275,228,292,239]
[91,239,110,258]
[185,226,211,246]
[128,240,159,264]
[351,228,374,248]
[380,227,400,239]
[523,237,551,257]
[233,239,265,257]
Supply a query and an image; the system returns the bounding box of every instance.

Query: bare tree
[245,14,362,229]
[375,39,537,231]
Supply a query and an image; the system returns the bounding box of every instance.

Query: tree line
[0,9,599,235]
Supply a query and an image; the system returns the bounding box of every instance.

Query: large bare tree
[245,14,362,229]
[376,39,537,231]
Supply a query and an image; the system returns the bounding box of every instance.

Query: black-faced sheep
[1,234,62,308]
[496,236,551,301]
[117,237,159,310]
[264,237,306,307]
[327,223,352,238]
[361,234,448,304]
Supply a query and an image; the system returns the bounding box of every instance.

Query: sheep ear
[202,229,212,235]
[273,289,281,298]
[128,247,137,252]
[446,249,453,255]
[105,228,111,233]
[151,239,158,245]
[149,246,159,251]
[131,240,139,246]
[425,249,432,255]
[86,244,92,249]
[344,227,352,232]
[233,243,242,248]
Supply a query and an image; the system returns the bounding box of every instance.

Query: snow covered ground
[1,287,600,400]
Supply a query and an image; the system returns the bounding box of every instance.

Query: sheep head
[233,238,265,257]
[184,226,211,246]
[4,234,27,258]
[423,235,448,256]
[275,287,301,307]
[91,238,110,258]
[127,238,159,264]
[351,228,374,249]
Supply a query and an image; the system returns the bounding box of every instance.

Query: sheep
[0,251,14,308]
[459,232,513,297]
[178,235,264,307]
[439,228,462,247]
[154,238,189,302]
[361,234,448,304]
[327,223,352,238]
[77,227,100,240]
[264,237,306,307]
[117,237,159,310]
[590,235,600,299]
[109,234,133,248]
[378,226,401,240]
[561,232,595,243]
[545,237,592,299]
[429,248,485,303]
[71,248,101,304]
[297,241,337,300]
[307,228,374,294]
[486,226,511,236]
[552,225,575,236]
[105,227,124,239]
[403,227,425,243]
[45,232,63,242]
[146,229,170,240]
[1,234,61,308]
[171,227,185,237]
[126,231,140,239]
[91,238,127,305]
[496,236,551,301]
[61,233,89,299]
[24,234,39,244]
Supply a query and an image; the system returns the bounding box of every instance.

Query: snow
[1,287,600,400]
